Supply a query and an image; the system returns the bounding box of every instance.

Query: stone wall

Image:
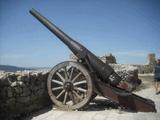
[99,53,117,64]
[0,71,51,119]
[69,53,157,74]
[147,53,156,66]
[134,53,156,74]
[69,53,117,64]
[110,64,141,91]
[100,53,157,74]
[132,64,154,74]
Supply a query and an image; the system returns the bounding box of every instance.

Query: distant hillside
[0,65,33,72]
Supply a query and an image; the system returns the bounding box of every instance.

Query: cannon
[30,9,156,112]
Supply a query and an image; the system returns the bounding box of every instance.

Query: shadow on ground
[85,98,135,113]
[85,98,119,111]
[25,99,118,120]
[26,97,134,120]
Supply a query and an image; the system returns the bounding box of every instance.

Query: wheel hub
[64,81,73,91]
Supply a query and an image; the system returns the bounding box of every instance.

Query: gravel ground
[26,74,160,120]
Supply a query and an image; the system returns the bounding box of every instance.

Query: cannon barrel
[30,9,122,85]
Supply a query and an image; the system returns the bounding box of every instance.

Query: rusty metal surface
[96,80,156,112]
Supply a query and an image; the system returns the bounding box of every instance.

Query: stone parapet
[0,71,51,119]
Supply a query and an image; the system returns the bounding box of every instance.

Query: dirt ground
[26,74,160,120]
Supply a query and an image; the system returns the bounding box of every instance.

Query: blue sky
[0,0,160,67]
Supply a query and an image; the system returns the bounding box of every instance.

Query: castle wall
[0,71,51,119]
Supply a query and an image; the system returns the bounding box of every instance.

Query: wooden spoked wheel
[47,61,93,110]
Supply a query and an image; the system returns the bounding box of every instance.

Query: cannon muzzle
[29,8,122,86]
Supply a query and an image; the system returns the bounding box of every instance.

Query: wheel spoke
[52,86,63,91]
[52,79,63,85]
[74,87,87,93]
[69,92,75,104]
[73,80,87,86]
[73,90,82,100]
[56,90,65,99]
[56,72,65,82]
[69,67,74,80]
[72,72,82,83]
[63,67,69,80]
[63,92,68,104]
